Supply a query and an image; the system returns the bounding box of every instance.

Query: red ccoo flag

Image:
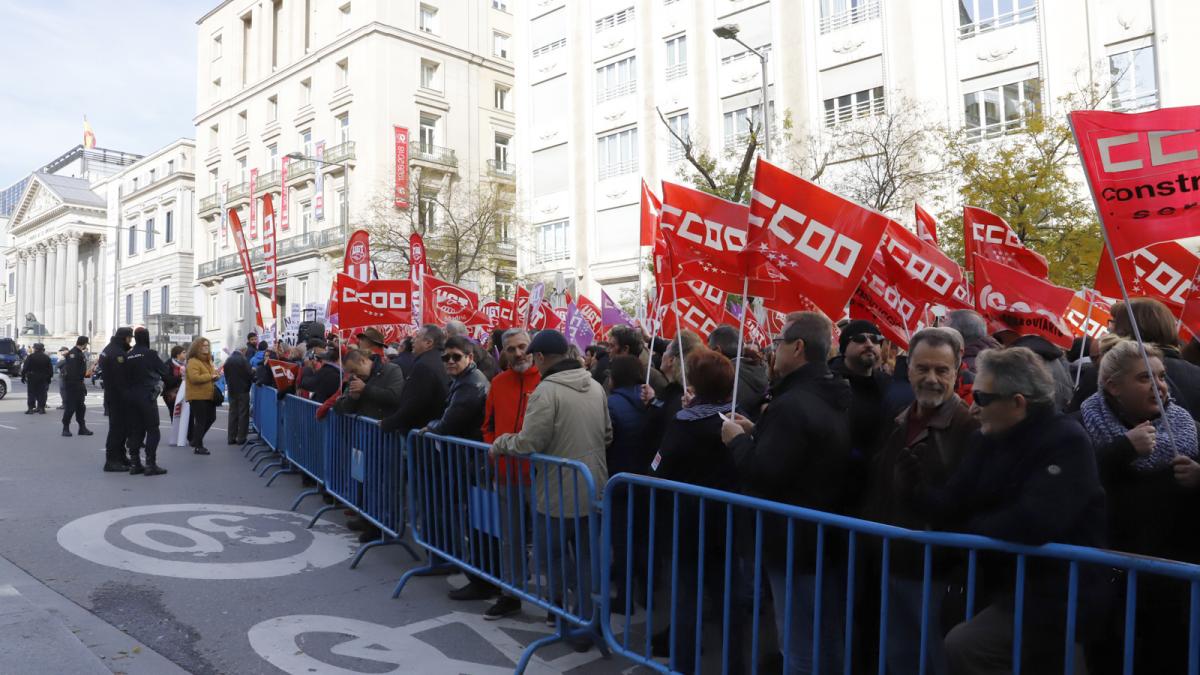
[963,206,1049,279]
[914,203,939,246]
[974,256,1075,348]
[640,179,661,247]
[1070,107,1200,257]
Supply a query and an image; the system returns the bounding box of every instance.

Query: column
[14,252,26,333]
[22,253,34,324]
[52,236,67,334]
[44,239,58,334]
[32,244,46,326]
[64,233,80,335]
[96,236,107,337]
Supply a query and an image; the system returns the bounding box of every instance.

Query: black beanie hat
[838,319,881,354]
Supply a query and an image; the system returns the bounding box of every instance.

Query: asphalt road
[0,380,642,674]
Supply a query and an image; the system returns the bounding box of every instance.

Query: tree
[938,76,1125,289]
[364,177,519,290]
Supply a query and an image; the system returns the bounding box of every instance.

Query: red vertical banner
[248,168,258,239]
[280,156,290,231]
[394,126,410,209]
[263,194,278,310]
[314,141,326,221]
[409,232,426,326]
[228,209,266,332]
[220,181,229,247]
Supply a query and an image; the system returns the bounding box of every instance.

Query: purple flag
[564,303,595,351]
[600,289,633,329]
[726,299,743,320]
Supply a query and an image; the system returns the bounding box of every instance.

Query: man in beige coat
[491,329,611,648]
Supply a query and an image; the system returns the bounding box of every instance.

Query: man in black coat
[98,328,134,471]
[904,346,1107,674]
[60,336,94,438]
[721,311,852,674]
[122,328,168,475]
[20,343,53,414]
[300,348,342,403]
[335,349,405,420]
[223,347,254,445]
[380,324,448,433]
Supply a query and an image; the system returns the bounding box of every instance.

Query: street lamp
[712,23,771,159]
[286,151,351,247]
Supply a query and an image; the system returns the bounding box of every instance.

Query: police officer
[20,343,53,414]
[98,328,134,471]
[122,327,168,476]
[60,336,94,437]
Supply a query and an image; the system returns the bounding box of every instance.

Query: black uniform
[98,333,133,469]
[123,335,167,471]
[20,350,53,412]
[60,346,90,431]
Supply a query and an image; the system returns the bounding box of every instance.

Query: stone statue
[21,313,46,337]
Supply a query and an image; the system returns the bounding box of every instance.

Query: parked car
[0,372,10,399]
[0,338,20,376]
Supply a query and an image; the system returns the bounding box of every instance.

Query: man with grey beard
[862,327,980,675]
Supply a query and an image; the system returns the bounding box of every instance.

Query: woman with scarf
[1079,338,1200,674]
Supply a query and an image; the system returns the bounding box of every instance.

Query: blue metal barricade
[394,430,608,673]
[266,395,327,504]
[249,386,282,473]
[600,472,1200,675]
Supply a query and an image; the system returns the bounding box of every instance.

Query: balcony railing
[958,4,1037,39]
[227,181,250,201]
[487,159,516,178]
[324,141,356,165]
[257,170,281,190]
[287,159,315,180]
[1112,90,1159,113]
[823,96,886,128]
[198,193,220,215]
[665,63,687,81]
[819,0,881,33]
[596,80,637,103]
[412,143,458,167]
[197,228,345,280]
[495,240,516,257]
[597,159,637,180]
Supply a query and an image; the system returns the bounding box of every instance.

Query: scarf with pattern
[1079,391,1197,470]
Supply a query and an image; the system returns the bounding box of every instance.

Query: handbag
[211,377,224,406]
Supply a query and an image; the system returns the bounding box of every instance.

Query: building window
[241,12,253,84]
[1110,46,1158,112]
[532,38,565,58]
[819,0,881,34]
[235,291,245,321]
[267,95,278,121]
[823,86,885,127]
[596,56,637,103]
[142,290,150,321]
[145,217,156,250]
[128,225,137,256]
[595,7,635,32]
[335,58,349,88]
[492,0,508,10]
[339,2,352,31]
[335,189,347,227]
[267,143,278,170]
[665,35,687,80]
[300,78,312,105]
[493,32,510,59]
[212,33,222,59]
[419,4,438,33]
[167,159,175,174]
[209,123,219,147]
[237,156,248,184]
[336,113,351,144]
[208,168,219,195]
[597,128,638,179]
[161,285,170,314]
[535,219,570,263]
[300,129,312,157]
[149,168,157,183]
[963,77,1041,140]
[420,59,440,90]
[958,0,1036,38]
[165,211,174,243]
[418,192,437,229]
[212,77,221,97]
[494,84,510,111]
[494,133,511,169]
[301,200,312,233]
[271,0,282,68]
[419,114,438,150]
[237,110,248,137]
[125,294,133,325]
[724,104,771,148]
[304,0,312,51]
[667,112,689,161]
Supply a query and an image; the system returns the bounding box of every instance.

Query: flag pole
[645,286,664,388]
[731,275,749,414]
[1074,287,1096,389]
[1069,115,1177,453]
[669,277,689,392]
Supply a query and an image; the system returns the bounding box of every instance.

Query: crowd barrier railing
[308,411,419,568]
[393,430,609,672]
[243,384,268,456]
[600,472,1200,675]
[246,386,281,472]
[267,395,326,504]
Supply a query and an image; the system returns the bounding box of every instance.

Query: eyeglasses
[972,390,1013,407]
[441,353,465,363]
[849,333,883,345]
[772,336,797,347]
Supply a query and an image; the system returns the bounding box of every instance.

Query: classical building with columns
[2,146,141,343]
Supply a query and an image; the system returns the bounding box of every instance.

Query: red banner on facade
[1071,106,1200,257]
[394,126,410,209]
[227,209,266,332]
[248,168,258,239]
[336,273,413,329]
[280,156,289,231]
[262,194,278,310]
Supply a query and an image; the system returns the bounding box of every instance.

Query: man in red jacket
[477,328,541,619]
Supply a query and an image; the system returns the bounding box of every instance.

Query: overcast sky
[0,0,212,187]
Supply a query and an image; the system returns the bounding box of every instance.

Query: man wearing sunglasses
[721,311,853,674]
[902,346,1106,673]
